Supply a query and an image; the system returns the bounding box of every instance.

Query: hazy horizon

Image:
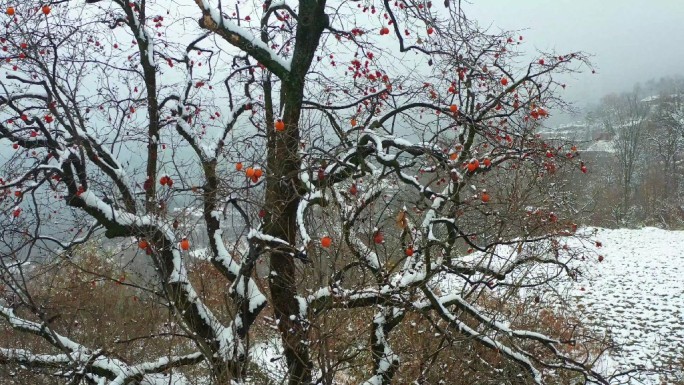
[464,0,684,123]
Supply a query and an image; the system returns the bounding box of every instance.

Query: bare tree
[600,92,649,222]
[0,1,613,384]
[650,86,684,192]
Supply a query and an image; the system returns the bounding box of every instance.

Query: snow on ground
[570,227,684,382]
[438,226,684,383]
[249,337,287,381]
[244,227,684,384]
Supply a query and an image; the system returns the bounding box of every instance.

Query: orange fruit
[481,192,490,203]
[321,236,332,248]
[180,238,190,251]
[467,159,480,172]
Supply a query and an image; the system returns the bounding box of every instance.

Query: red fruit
[41,5,50,15]
[500,77,509,86]
[483,158,491,167]
[449,104,458,113]
[14,190,21,197]
[481,192,490,203]
[466,159,480,172]
[235,162,243,171]
[159,176,168,185]
[427,27,434,35]
[598,255,604,262]
[538,58,545,65]
[349,183,358,195]
[595,241,602,248]
[138,239,148,249]
[373,230,384,244]
[258,209,266,218]
[581,165,588,174]
[321,236,332,248]
[12,208,21,217]
[405,247,414,256]
[254,168,263,179]
[180,238,190,251]
[274,119,285,131]
[12,143,18,149]
[245,167,255,178]
[6,7,15,16]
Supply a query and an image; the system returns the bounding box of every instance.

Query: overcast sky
[462,0,684,118]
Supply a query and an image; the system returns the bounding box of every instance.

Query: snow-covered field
[571,227,684,382]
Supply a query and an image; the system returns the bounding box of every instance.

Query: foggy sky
[463,0,684,116]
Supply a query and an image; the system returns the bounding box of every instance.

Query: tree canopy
[0,1,614,384]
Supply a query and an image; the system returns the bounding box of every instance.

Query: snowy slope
[571,227,684,383]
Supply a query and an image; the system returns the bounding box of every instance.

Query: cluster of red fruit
[236,162,264,183]
[159,175,174,187]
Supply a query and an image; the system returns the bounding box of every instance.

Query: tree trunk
[262,3,327,383]
[264,88,313,384]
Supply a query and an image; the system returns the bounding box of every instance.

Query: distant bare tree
[601,92,649,222]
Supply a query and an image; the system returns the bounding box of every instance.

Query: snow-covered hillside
[572,227,684,383]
